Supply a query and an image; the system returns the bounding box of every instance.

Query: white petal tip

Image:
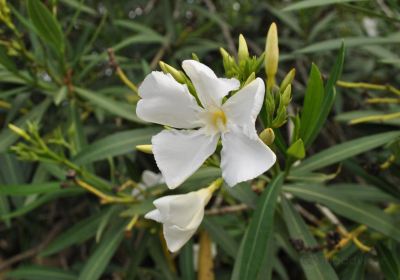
[144,209,162,223]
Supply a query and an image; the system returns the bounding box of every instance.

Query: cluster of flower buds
[264,23,295,129]
[219,35,264,85]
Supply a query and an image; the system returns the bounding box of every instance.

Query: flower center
[211,109,227,132]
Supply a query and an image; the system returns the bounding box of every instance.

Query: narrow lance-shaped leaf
[284,184,400,242]
[376,243,400,280]
[232,172,284,280]
[78,220,126,280]
[281,196,339,280]
[292,130,400,175]
[27,0,65,54]
[299,63,324,148]
[305,44,345,147]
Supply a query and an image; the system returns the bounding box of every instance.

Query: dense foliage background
[0,0,400,279]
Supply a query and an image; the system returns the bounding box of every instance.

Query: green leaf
[6,265,77,280]
[78,220,125,280]
[287,139,306,159]
[284,184,400,242]
[299,64,324,148]
[0,182,60,196]
[179,240,195,280]
[283,0,367,11]
[232,172,284,280]
[27,0,65,54]
[281,196,339,280]
[203,217,239,258]
[40,210,107,256]
[225,181,258,207]
[338,252,366,280]
[148,237,176,280]
[74,87,143,123]
[297,34,400,54]
[323,183,399,202]
[59,0,97,15]
[306,44,344,147]
[376,243,400,280]
[73,127,159,164]
[0,189,82,219]
[291,131,400,175]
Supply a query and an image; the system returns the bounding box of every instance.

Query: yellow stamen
[211,109,227,130]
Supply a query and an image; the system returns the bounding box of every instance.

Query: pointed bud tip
[136,144,153,154]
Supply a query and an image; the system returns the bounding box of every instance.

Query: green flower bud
[282,84,292,106]
[238,34,249,63]
[280,68,296,92]
[259,128,275,146]
[8,124,31,141]
[136,144,153,154]
[265,23,279,90]
[159,61,186,84]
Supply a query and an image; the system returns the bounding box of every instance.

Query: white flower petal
[182,60,239,108]
[153,192,205,228]
[163,224,198,253]
[221,128,276,187]
[223,78,265,127]
[142,170,163,187]
[152,129,219,189]
[137,71,202,128]
[144,209,163,223]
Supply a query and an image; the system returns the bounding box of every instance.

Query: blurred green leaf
[0,188,82,220]
[281,196,339,280]
[74,87,143,123]
[203,217,239,258]
[179,240,195,280]
[297,34,400,54]
[0,182,60,196]
[6,265,77,280]
[27,0,65,54]
[73,127,159,164]
[78,220,125,280]
[60,0,97,15]
[40,210,108,257]
[338,252,366,280]
[376,243,400,280]
[283,0,367,11]
[284,184,400,241]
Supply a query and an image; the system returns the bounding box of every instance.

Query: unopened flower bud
[220,47,235,73]
[282,84,292,106]
[238,34,249,63]
[280,68,296,92]
[259,128,275,146]
[265,23,279,89]
[159,61,185,84]
[136,144,153,154]
[8,124,31,141]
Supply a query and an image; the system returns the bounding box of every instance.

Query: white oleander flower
[132,170,164,198]
[145,187,213,252]
[137,60,276,188]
